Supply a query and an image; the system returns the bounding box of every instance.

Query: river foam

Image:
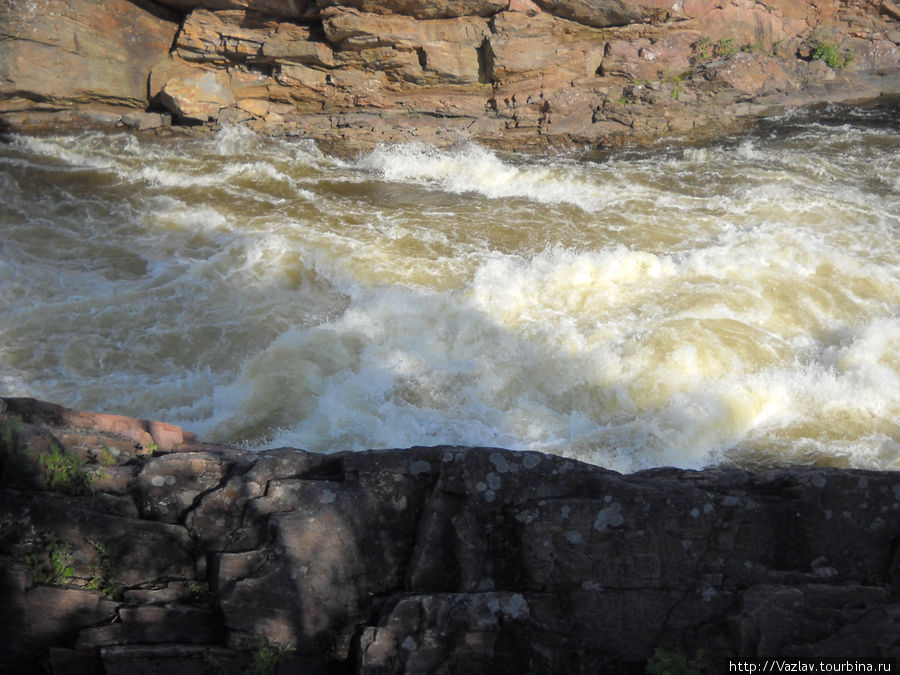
[1,104,897,472]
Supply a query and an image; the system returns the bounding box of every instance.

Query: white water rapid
[1,104,898,472]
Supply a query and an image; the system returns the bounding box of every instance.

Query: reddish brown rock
[2,0,899,153]
[601,33,695,80]
[0,0,178,111]
[684,0,808,50]
[703,53,799,97]
[487,10,605,81]
[263,23,336,67]
[2,397,193,452]
[175,9,279,64]
[158,68,237,122]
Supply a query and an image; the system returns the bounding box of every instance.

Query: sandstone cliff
[1,396,898,673]
[1,0,899,153]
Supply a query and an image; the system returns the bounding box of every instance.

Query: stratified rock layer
[1,396,898,673]
[1,0,898,153]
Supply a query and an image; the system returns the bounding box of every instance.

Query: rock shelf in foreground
[1,0,899,154]
[1,396,898,673]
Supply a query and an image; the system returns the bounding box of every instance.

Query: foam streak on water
[1,106,898,472]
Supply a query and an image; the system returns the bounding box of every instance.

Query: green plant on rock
[94,446,117,467]
[810,39,854,69]
[26,532,75,586]
[248,639,295,675]
[85,539,123,600]
[714,38,738,57]
[691,36,742,65]
[646,648,706,675]
[691,36,713,63]
[186,580,214,607]
[39,443,92,495]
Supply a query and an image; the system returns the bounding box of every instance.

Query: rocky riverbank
[1,396,898,673]
[2,0,899,154]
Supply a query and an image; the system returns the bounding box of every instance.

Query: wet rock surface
[1,0,898,154]
[1,396,898,672]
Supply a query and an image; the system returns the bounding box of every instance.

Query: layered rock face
[1,0,898,152]
[1,396,898,673]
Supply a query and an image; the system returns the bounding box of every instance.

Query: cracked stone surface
[1,396,899,673]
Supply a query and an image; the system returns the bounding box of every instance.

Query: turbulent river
[1,103,898,473]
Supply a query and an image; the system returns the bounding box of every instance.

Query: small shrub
[85,539,123,600]
[691,36,743,65]
[39,444,91,495]
[810,39,854,69]
[691,36,712,64]
[26,532,75,586]
[714,38,738,57]
[248,639,295,675]
[96,446,117,466]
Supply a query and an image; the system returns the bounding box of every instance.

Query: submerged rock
[1,0,897,153]
[1,396,898,672]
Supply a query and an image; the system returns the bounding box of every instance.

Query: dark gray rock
[1,397,899,673]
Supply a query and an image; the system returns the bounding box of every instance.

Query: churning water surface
[1,104,898,473]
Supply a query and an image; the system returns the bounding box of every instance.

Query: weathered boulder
[1,397,898,673]
[158,68,238,122]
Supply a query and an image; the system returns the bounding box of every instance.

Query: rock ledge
[1,0,899,155]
